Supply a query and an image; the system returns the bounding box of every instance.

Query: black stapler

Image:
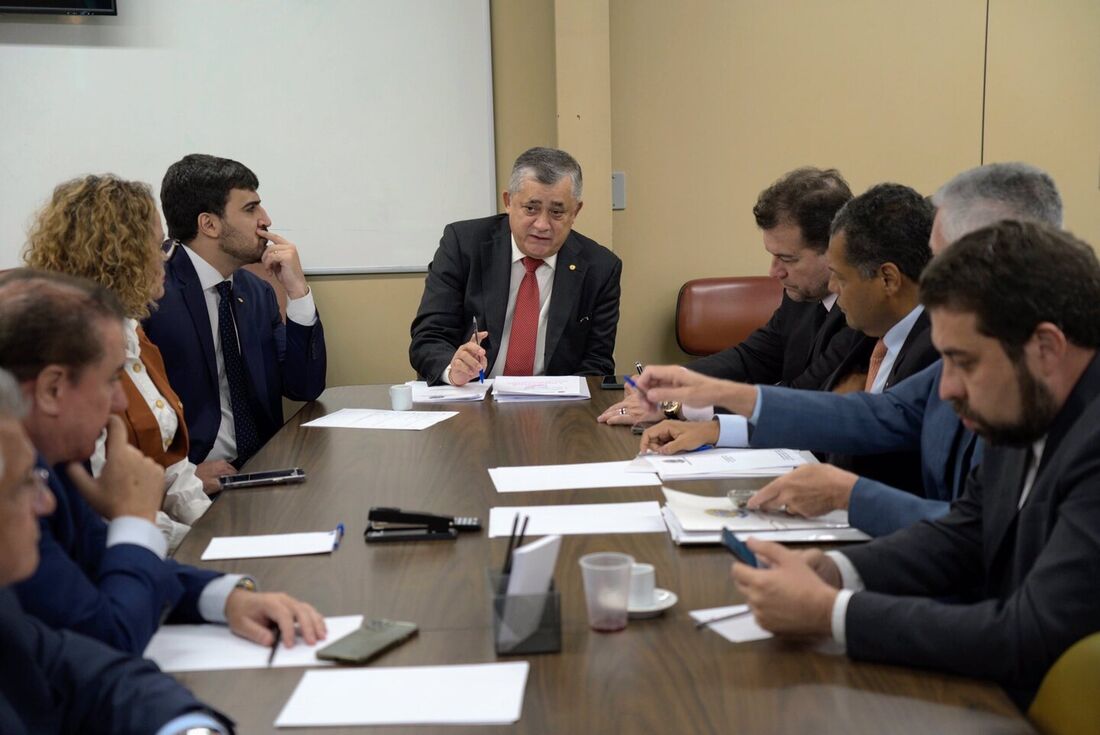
[364,507,482,543]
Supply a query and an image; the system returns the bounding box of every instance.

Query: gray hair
[0,368,28,478]
[932,162,1062,243]
[507,147,583,201]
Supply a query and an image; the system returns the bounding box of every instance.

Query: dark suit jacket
[144,247,327,463]
[0,589,228,735]
[409,214,622,384]
[688,295,864,390]
[821,309,940,496]
[752,360,981,536]
[842,352,1100,708]
[13,459,221,654]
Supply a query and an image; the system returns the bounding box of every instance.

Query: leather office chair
[675,276,783,356]
[1028,632,1100,734]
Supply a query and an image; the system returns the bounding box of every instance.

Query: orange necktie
[864,338,888,392]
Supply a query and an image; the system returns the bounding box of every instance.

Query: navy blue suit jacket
[751,360,981,536]
[13,459,221,653]
[842,353,1100,708]
[144,247,327,463]
[0,589,227,734]
[409,214,622,384]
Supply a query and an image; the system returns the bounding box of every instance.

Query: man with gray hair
[410,146,622,384]
[639,162,1063,537]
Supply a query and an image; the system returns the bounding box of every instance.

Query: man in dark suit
[0,370,234,734]
[410,147,621,385]
[655,222,1100,708]
[637,163,1063,536]
[599,167,862,426]
[0,271,325,656]
[145,154,326,472]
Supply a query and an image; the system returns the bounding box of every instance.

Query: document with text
[488,460,662,493]
[488,501,665,537]
[302,408,457,430]
[492,375,591,402]
[201,529,342,560]
[406,380,493,403]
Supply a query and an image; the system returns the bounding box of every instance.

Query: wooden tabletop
[172,379,1033,734]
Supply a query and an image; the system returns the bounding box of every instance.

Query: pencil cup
[488,570,562,655]
[389,384,413,411]
[579,552,634,632]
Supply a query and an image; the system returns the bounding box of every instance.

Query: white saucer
[628,588,678,619]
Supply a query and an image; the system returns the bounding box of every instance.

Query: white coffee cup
[628,562,656,608]
[389,384,413,411]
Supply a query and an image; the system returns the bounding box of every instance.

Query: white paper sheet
[301,408,457,430]
[492,375,591,402]
[643,447,807,479]
[690,605,774,643]
[661,506,870,545]
[662,487,851,533]
[275,662,530,727]
[406,380,493,403]
[488,501,665,537]
[143,615,364,672]
[488,460,661,493]
[201,529,341,560]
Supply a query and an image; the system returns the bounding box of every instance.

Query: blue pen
[689,444,714,453]
[332,523,345,550]
[624,375,649,401]
[472,316,485,384]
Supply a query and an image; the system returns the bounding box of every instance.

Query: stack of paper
[690,605,773,643]
[302,408,456,430]
[488,501,665,537]
[661,487,869,545]
[492,376,591,402]
[406,380,493,403]
[200,528,342,561]
[639,447,808,480]
[488,461,661,493]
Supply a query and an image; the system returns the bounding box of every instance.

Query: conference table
[173,379,1033,734]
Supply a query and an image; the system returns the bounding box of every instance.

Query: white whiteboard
[0,0,496,273]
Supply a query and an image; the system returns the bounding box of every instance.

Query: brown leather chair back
[242,263,288,322]
[675,276,783,356]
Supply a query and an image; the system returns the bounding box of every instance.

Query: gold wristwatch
[660,400,681,420]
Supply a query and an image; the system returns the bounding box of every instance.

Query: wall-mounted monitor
[0,0,116,15]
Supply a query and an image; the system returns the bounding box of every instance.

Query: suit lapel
[884,310,930,389]
[544,235,586,366]
[808,306,844,365]
[169,249,219,390]
[483,219,513,370]
[231,278,273,425]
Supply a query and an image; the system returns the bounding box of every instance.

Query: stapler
[364,507,481,543]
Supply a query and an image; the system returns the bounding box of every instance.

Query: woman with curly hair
[24,174,231,551]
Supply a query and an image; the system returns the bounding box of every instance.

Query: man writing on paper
[0,270,325,655]
[640,163,1061,537]
[599,167,864,426]
[410,147,622,385]
[0,369,235,734]
[640,221,1100,707]
[145,154,327,472]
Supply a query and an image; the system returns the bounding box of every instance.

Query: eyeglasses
[162,238,180,262]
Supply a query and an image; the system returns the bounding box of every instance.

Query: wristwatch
[660,400,681,420]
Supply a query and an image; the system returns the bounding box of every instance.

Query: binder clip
[364,507,480,543]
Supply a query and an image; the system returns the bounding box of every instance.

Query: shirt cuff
[285,289,318,326]
[716,414,750,447]
[155,712,230,735]
[826,550,866,591]
[106,516,167,560]
[681,404,715,422]
[748,386,763,424]
[831,588,855,649]
[197,573,247,623]
[441,364,454,385]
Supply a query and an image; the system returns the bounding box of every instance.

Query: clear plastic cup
[579,552,634,632]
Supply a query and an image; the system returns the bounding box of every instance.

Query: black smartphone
[720,527,759,568]
[316,619,418,665]
[600,375,625,390]
[631,421,657,435]
[218,467,307,490]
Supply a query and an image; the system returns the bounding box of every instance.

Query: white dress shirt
[867,304,924,395]
[444,234,557,384]
[182,246,317,463]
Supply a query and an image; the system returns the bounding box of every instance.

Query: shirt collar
[122,318,141,360]
[183,244,233,291]
[821,293,838,311]
[509,233,558,271]
[883,304,925,356]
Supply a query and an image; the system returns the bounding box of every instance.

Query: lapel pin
[569,264,576,271]
[237,297,244,304]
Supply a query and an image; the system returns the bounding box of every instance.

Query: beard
[220,221,266,265]
[951,359,1058,446]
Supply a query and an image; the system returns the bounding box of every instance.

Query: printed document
[406,380,493,403]
[302,408,457,430]
[488,501,665,537]
[493,375,591,402]
[201,529,341,560]
[489,460,661,493]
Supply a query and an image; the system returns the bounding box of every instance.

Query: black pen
[501,513,520,575]
[634,361,644,375]
[694,609,753,629]
[515,516,529,554]
[266,623,281,666]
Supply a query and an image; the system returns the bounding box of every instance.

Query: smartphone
[316,619,418,665]
[600,375,625,390]
[218,467,306,490]
[631,421,657,435]
[720,527,759,568]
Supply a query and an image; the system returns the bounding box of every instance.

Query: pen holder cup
[488,570,562,655]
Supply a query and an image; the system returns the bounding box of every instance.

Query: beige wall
[310,0,1099,386]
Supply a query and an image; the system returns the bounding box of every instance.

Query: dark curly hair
[753,167,852,252]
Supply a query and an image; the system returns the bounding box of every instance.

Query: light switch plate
[612,171,626,210]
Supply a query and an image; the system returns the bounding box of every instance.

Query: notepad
[488,460,662,493]
[690,605,773,643]
[492,375,591,402]
[274,662,530,727]
[301,408,457,430]
[406,380,493,403]
[144,615,364,672]
[640,447,808,479]
[200,529,342,560]
[488,501,665,537]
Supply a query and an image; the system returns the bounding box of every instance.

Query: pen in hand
[472,316,485,384]
[267,622,281,666]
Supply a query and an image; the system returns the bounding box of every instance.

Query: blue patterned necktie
[215,280,261,465]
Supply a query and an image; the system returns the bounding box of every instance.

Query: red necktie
[864,338,888,391]
[503,256,543,375]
